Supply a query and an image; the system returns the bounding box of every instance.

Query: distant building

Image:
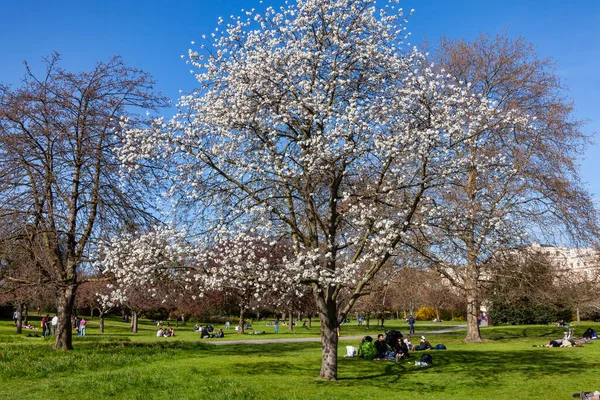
[528,243,599,281]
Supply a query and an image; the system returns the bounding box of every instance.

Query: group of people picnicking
[543,327,598,348]
[193,323,224,338]
[349,330,444,361]
[156,327,176,337]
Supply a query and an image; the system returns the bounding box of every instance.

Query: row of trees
[1,0,598,380]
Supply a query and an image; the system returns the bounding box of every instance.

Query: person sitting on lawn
[193,324,200,332]
[215,328,224,338]
[200,326,211,338]
[404,334,415,350]
[157,328,164,337]
[168,327,175,337]
[583,328,597,340]
[394,337,410,360]
[358,336,377,360]
[415,336,432,350]
[374,334,389,358]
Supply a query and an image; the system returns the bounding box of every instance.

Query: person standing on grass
[79,317,87,336]
[225,319,231,330]
[274,318,279,334]
[41,315,48,337]
[51,315,58,335]
[408,315,415,334]
[13,310,19,326]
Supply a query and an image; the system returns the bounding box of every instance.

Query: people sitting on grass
[583,328,598,340]
[415,336,432,351]
[193,324,200,332]
[201,326,211,338]
[215,328,224,338]
[374,334,389,358]
[394,337,410,360]
[358,336,377,360]
[157,328,164,337]
[404,334,415,350]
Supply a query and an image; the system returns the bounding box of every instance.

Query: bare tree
[0,54,167,349]
[410,32,599,341]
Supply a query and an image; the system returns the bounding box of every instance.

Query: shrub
[489,302,572,325]
[415,307,436,321]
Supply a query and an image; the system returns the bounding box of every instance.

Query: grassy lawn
[1,315,598,399]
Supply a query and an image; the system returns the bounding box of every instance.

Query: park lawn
[1,318,599,400]
[1,313,464,343]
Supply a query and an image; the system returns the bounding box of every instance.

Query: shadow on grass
[328,347,590,392]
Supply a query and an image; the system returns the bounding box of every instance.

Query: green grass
[1,316,599,399]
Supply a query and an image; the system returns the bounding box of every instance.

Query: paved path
[207,325,467,345]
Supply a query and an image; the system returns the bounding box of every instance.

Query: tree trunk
[238,307,246,334]
[131,311,138,333]
[54,284,77,350]
[23,304,28,325]
[181,314,186,326]
[90,307,94,319]
[308,316,312,329]
[464,274,482,342]
[318,302,338,380]
[288,307,294,331]
[282,311,286,321]
[15,302,23,334]
[99,311,105,333]
[576,306,581,325]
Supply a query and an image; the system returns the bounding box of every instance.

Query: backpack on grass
[420,353,433,365]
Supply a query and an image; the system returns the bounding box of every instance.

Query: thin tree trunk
[23,304,28,325]
[54,284,77,350]
[288,307,294,331]
[90,307,94,319]
[238,307,246,334]
[181,314,186,326]
[464,166,482,342]
[15,302,23,334]
[308,316,312,329]
[132,311,138,333]
[99,311,105,333]
[576,307,581,325]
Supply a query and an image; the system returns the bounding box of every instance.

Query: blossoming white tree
[101,227,291,334]
[114,0,534,379]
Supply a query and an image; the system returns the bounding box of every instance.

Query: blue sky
[1,0,598,200]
